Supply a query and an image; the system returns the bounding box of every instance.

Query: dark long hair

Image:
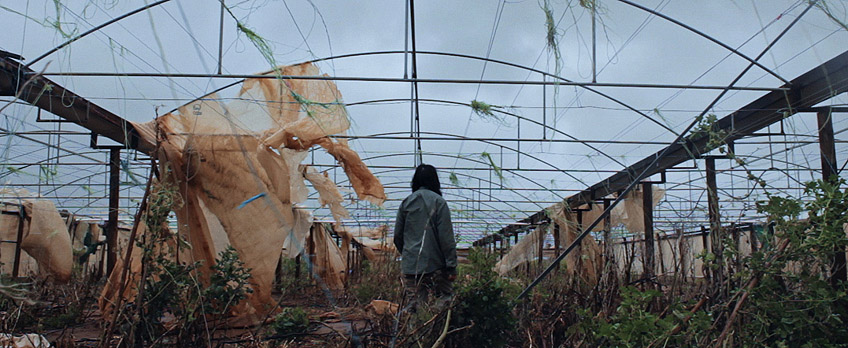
[411,164,442,196]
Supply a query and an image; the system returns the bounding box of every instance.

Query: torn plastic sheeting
[335,228,380,262]
[127,62,384,323]
[303,165,349,222]
[98,218,180,320]
[494,223,548,275]
[575,186,665,234]
[98,219,147,319]
[72,221,89,250]
[334,224,388,240]
[282,208,312,259]
[20,200,73,283]
[0,209,37,276]
[334,225,393,255]
[310,223,346,290]
[548,203,603,285]
[0,333,50,348]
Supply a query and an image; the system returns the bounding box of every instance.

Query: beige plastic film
[310,223,346,290]
[126,62,384,321]
[494,224,548,275]
[21,200,73,283]
[303,165,349,222]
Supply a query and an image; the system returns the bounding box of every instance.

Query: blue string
[238,192,266,209]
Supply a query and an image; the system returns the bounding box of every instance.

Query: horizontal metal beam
[31,71,788,92]
[333,134,848,145]
[0,58,154,153]
[486,50,848,242]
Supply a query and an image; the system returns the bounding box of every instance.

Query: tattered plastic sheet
[334,226,381,263]
[16,200,73,282]
[334,224,392,254]
[303,166,349,222]
[494,223,548,275]
[547,203,603,285]
[123,62,384,323]
[0,207,37,276]
[572,186,665,234]
[0,333,50,348]
[311,223,346,290]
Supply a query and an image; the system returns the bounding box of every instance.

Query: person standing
[393,164,458,309]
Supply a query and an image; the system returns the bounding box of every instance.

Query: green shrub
[736,178,848,346]
[269,307,309,337]
[573,286,710,347]
[452,248,518,347]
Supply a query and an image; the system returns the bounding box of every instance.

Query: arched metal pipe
[346,98,627,169]
[27,0,174,67]
[617,0,790,85]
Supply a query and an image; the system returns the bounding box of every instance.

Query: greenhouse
[0,1,847,346]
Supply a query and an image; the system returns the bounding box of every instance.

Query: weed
[347,258,402,305]
[470,100,506,125]
[448,172,460,187]
[480,152,504,182]
[451,248,518,347]
[268,307,309,337]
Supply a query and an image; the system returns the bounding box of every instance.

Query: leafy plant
[348,258,402,305]
[121,177,253,346]
[573,286,709,347]
[452,248,518,347]
[690,113,728,154]
[733,178,848,346]
[268,307,309,337]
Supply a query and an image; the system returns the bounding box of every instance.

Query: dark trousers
[403,269,453,311]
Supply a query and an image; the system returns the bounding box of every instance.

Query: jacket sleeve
[393,205,405,253]
[435,200,458,273]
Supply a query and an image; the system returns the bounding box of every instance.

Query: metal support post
[106,148,120,276]
[537,225,544,273]
[818,108,846,285]
[12,207,26,278]
[642,183,655,279]
[603,198,614,273]
[705,157,723,288]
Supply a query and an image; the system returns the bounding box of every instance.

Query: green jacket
[393,188,458,275]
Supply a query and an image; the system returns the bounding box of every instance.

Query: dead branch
[431,309,452,348]
[711,238,790,348]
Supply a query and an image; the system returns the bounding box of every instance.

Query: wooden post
[307,224,315,279]
[706,157,724,290]
[701,225,710,281]
[106,148,120,276]
[676,228,687,279]
[538,226,544,273]
[749,223,758,254]
[603,199,613,271]
[642,183,655,279]
[12,207,26,278]
[553,223,560,271]
[818,108,846,285]
[295,254,301,280]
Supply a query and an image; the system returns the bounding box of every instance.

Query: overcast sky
[1,0,847,238]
